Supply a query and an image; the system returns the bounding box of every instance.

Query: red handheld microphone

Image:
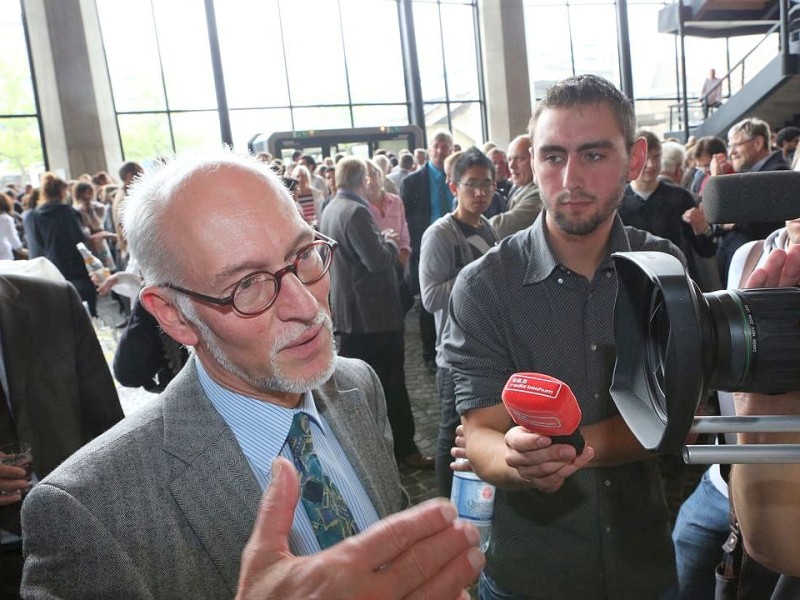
[501,373,585,454]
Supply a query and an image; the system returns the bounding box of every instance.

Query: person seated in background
[21,150,481,598]
[0,273,123,597]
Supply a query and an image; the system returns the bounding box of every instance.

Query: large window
[96,0,219,163]
[0,0,45,189]
[413,0,485,147]
[522,0,764,137]
[96,0,485,161]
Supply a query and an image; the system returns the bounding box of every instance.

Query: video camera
[610,171,800,463]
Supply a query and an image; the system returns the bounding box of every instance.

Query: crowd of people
[1,73,800,599]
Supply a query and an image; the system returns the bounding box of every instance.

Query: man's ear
[139,286,200,347]
[627,137,648,181]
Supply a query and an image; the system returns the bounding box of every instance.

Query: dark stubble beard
[547,172,629,236]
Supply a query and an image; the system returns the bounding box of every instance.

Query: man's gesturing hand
[236,457,484,600]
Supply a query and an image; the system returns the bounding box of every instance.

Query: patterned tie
[285,412,359,549]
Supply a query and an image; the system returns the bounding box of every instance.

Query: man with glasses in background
[419,147,498,498]
[21,152,483,599]
[714,117,789,284]
[488,135,542,239]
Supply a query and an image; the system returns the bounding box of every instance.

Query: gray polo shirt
[442,211,684,599]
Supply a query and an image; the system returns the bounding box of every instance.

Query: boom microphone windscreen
[501,373,585,453]
[703,171,800,224]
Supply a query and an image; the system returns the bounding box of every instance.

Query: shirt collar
[523,210,631,284]
[195,358,322,484]
[427,162,445,179]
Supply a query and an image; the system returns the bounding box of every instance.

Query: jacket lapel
[313,380,395,519]
[161,359,261,593]
[0,277,31,431]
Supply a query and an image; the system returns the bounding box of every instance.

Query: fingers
[347,499,462,573]
[381,519,484,600]
[0,465,29,506]
[244,458,299,557]
[746,248,789,289]
[527,446,596,493]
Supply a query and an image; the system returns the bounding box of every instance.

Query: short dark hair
[694,136,727,159]
[300,154,317,169]
[529,74,636,149]
[119,161,142,181]
[74,181,94,200]
[399,153,415,170]
[637,129,661,154]
[776,126,800,146]
[451,147,495,185]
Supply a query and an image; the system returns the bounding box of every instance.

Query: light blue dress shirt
[196,360,380,555]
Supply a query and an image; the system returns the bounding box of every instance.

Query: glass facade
[94,0,485,161]
[523,0,779,137]
[0,0,786,173]
[0,0,44,188]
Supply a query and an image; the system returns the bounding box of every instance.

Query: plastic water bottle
[76,242,110,284]
[450,458,495,552]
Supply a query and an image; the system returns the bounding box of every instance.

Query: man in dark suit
[21,152,480,599]
[400,130,454,371]
[320,157,434,471]
[715,116,789,284]
[0,273,123,596]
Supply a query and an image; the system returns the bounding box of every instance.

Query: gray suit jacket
[319,191,404,334]
[489,182,542,239]
[21,356,407,599]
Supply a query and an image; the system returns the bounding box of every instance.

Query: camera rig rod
[683,445,800,464]
[690,416,800,434]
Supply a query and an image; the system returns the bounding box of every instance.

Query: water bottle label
[451,474,495,522]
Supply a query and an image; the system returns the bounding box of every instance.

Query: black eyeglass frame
[161,231,338,316]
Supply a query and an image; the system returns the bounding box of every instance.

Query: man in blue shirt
[21,151,483,599]
[400,130,454,372]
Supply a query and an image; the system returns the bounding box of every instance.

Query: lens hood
[611,251,706,453]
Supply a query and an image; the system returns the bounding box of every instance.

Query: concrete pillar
[478,0,532,149]
[24,0,121,179]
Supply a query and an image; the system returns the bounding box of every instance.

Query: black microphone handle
[550,429,585,455]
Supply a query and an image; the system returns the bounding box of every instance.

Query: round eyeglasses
[162,233,338,316]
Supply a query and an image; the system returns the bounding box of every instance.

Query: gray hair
[122,148,292,287]
[729,117,771,146]
[372,154,392,175]
[660,141,686,174]
[335,156,367,192]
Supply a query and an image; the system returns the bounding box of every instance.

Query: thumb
[248,457,300,556]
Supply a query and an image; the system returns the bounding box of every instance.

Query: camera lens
[611,251,800,452]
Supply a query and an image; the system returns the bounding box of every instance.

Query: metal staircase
[660,0,800,140]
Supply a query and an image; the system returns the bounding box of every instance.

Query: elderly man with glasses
[20,152,483,599]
